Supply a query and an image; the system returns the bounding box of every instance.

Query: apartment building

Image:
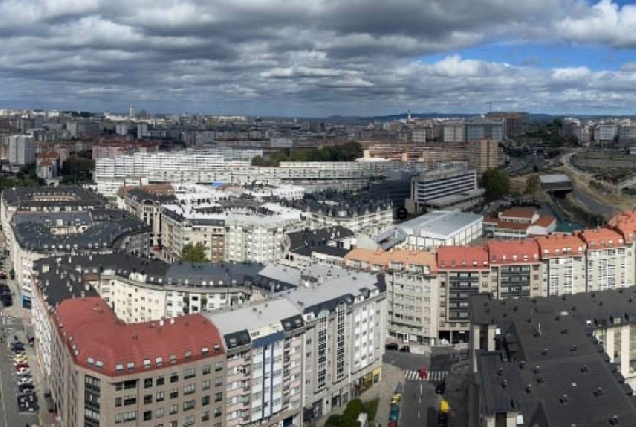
[437,246,491,342]
[486,240,542,300]
[535,233,588,296]
[118,185,176,248]
[7,134,36,165]
[579,228,632,291]
[208,299,305,427]
[470,139,500,172]
[283,191,393,236]
[0,186,106,239]
[94,150,422,197]
[283,226,355,269]
[33,253,263,323]
[344,248,440,345]
[470,291,636,426]
[407,166,478,214]
[48,297,227,427]
[442,121,465,142]
[284,266,386,422]
[10,210,149,308]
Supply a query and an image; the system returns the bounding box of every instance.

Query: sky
[1,0,636,117]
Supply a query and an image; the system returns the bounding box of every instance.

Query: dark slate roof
[223,330,251,350]
[287,226,354,251]
[293,244,351,258]
[33,254,265,289]
[36,268,99,308]
[472,292,636,427]
[12,210,149,251]
[126,188,177,204]
[281,190,392,217]
[1,186,106,209]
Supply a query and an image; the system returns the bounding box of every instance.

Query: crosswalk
[404,369,448,382]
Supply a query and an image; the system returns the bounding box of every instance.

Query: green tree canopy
[525,174,541,195]
[481,168,510,202]
[182,242,208,262]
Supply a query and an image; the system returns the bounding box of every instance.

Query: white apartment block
[95,151,422,196]
[208,299,305,427]
[344,249,441,345]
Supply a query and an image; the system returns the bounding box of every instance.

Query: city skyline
[1,0,636,116]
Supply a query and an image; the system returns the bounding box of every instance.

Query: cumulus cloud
[0,0,634,114]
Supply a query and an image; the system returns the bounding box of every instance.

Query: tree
[181,242,208,262]
[481,168,510,202]
[525,174,541,195]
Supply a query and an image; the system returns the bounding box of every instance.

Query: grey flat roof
[207,298,301,336]
[426,189,485,207]
[540,174,571,184]
[396,210,483,238]
[282,265,381,314]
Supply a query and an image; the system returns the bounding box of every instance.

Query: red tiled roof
[578,228,625,249]
[533,215,557,228]
[54,297,224,377]
[609,210,636,242]
[487,240,540,264]
[437,245,489,270]
[500,207,535,219]
[345,248,438,273]
[534,233,586,257]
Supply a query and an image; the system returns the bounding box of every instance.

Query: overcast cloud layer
[1,0,635,116]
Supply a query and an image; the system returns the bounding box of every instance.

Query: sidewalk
[314,363,404,427]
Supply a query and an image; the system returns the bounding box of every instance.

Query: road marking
[403,370,448,382]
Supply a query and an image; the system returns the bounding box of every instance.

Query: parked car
[399,345,410,353]
[19,384,34,393]
[389,404,400,422]
[385,343,399,351]
[16,368,30,376]
[14,363,29,370]
[18,376,33,385]
[13,354,28,362]
[436,381,446,395]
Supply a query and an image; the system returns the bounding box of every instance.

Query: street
[383,346,463,426]
[401,380,438,427]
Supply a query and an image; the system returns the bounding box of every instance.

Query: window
[169,404,178,415]
[156,391,164,402]
[202,395,210,406]
[144,395,153,405]
[115,397,122,407]
[156,376,164,386]
[202,380,211,390]
[144,378,153,388]
[123,396,136,406]
[215,392,222,402]
[170,388,178,399]
[184,384,195,395]
[202,365,211,375]
[215,362,223,372]
[214,377,222,387]
[143,411,152,421]
[170,373,179,383]
[214,407,222,417]
[184,368,195,379]
[183,400,195,411]
[155,408,164,418]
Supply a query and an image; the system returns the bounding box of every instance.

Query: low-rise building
[283,226,355,268]
[376,210,483,251]
[483,207,556,239]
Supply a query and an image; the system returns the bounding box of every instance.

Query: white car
[16,368,30,376]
